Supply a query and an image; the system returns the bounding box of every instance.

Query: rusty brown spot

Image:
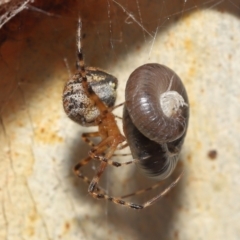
[34,125,63,144]
[184,38,193,52]
[18,121,24,127]
[187,154,192,163]
[174,230,179,240]
[208,150,217,160]
[136,45,141,51]
[65,221,70,231]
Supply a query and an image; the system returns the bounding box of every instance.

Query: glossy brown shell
[123,63,189,179]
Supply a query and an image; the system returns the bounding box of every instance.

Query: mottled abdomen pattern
[63,67,118,126]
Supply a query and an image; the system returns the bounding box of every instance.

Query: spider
[62,19,182,210]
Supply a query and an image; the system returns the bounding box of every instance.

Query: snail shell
[123,63,189,180]
[63,67,118,126]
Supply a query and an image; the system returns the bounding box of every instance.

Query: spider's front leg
[74,155,106,194]
[74,137,124,194]
[81,131,101,148]
[74,136,120,188]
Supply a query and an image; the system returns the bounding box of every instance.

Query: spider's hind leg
[88,168,183,210]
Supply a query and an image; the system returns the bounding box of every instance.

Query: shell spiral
[123,63,189,179]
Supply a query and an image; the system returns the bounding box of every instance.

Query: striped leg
[74,156,106,194]
[117,142,129,150]
[87,136,134,167]
[74,137,129,193]
[121,177,175,198]
[89,164,183,210]
[112,142,130,156]
[81,132,100,147]
[89,151,138,167]
[110,102,125,111]
[113,153,131,157]
[82,133,130,159]
[113,115,122,120]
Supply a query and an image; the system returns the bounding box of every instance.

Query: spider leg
[97,102,125,118]
[112,153,131,157]
[89,138,137,167]
[84,133,129,157]
[90,136,114,152]
[117,142,128,150]
[141,171,183,208]
[113,114,122,120]
[82,131,100,147]
[89,151,138,167]
[74,156,106,194]
[120,164,184,198]
[110,102,125,111]
[87,143,119,195]
[83,131,129,160]
[74,136,122,192]
[111,102,125,119]
[89,163,183,210]
[121,176,175,199]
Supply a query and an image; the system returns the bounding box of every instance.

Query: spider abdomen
[123,63,189,179]
[63,67,118,126]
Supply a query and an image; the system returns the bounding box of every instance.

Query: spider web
[0,0,240,239]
